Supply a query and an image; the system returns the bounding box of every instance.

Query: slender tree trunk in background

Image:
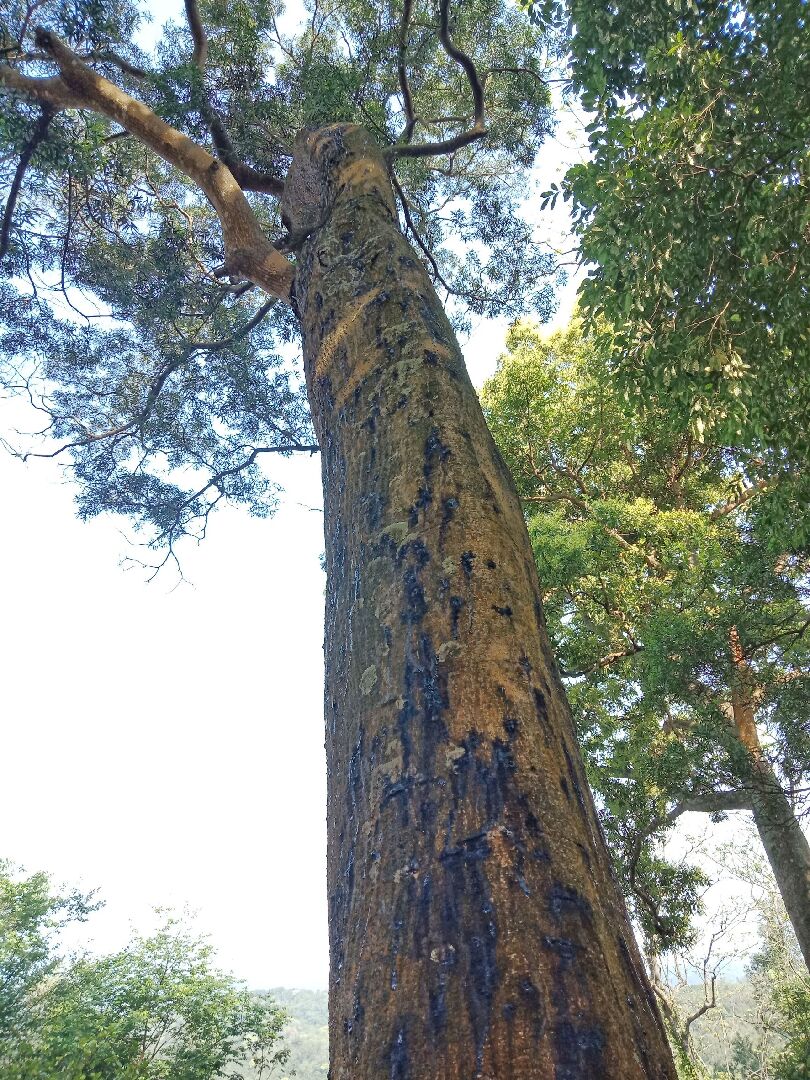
[729,629,810,971]
[283,124,677,1078]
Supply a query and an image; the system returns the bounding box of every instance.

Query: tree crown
[0,0,561,562]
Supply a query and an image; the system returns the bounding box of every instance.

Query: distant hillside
[261,981,772,1078]
[267,988,328,1080]
[672,979,783,1074]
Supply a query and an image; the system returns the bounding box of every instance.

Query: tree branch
[561,642,644,679]
[396,0,417,143]
[22,29,293,299]
[0,61,82,110]
[86,50,148,79]
[0,104,53,261]
[670,789,753,819]
[710,478,770,519]
[390,170,454,294]
[624,786,752,939]
[183,0,284,196]
[387,0,486,160]
[184,0,209,69]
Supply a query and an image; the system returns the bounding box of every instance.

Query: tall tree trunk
[729,629,810,971]
[283,124,676,1079]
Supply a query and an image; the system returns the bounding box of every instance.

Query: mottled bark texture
[749,759,810,973]
[729,631,810,972]
[283,125,677,1079]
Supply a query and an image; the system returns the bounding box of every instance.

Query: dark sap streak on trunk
[282,125,677,1079]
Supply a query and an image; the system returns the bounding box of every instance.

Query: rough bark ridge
[729,631,810,971]
[283,124,676,1079]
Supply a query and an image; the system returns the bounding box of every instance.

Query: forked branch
[388,0,486,159]
[183,0,284,196]
[1,29,293,300]
[0,104,53,260]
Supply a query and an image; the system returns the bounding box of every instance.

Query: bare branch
[561,642,644,679]
[26,28,293,299]
[396,0,417,143]
[390,170,454,294]
[183,0,284,196]
[671,789,753,819]
[710,477,770,519]
[184,0,208,69]
[0,61,82,110]
[624,785,753,940]
[0,104,52,261]
[86,50,148,79]
[387,0,486,160]
[484,66,547,90]
[183,299,276,352]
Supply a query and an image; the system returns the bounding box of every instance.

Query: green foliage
[482,319,810,950]
[267,988,329,1080]
[0,860,99,1049]
[0,864,289,1079]
[749,904,810,1079]
[557,0,810,548]
[0,0,563,557]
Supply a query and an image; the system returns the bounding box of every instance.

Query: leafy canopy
[550,0,810,547]
[0,862,289,1079]
[0,0,561,562]
[482,319,810,950]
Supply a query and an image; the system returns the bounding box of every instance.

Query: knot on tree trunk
[281,124,397,239]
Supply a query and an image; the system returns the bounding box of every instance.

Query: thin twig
[390,170,453,294]
[388,0,486,160]
[0,105,53,261]
[183,0,284,196]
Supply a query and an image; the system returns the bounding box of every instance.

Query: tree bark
[283,124,676,1079]
[729,629,810,971]
[748,760,810,971]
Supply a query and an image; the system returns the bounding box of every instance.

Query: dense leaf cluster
[556,0,809,548]
[483,320,810,951]
[0,862,289,1079]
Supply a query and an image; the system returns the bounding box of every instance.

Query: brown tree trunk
[729,629,810,971]
[283,124,676,1079]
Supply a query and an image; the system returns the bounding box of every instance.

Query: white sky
[0,316,576,993]
[0,0,760,995]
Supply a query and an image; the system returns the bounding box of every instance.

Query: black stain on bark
[552,1022,606,1080]
[440,496,459,546]
[562,741,587,813]
[533,687,554,743]
[424,428,451,480]
[389,1025,410,1080]
[542,935,579,971]
[401,566,427,623]
[408,483,432,526]
[440,832,498,1075]
[548,884,593,923]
